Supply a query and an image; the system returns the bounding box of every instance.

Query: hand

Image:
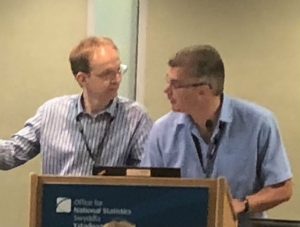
[231,199,246,215]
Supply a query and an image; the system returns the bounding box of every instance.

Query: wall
[0,0,86,226]
[141,0,300,220]
[88,0,139,99]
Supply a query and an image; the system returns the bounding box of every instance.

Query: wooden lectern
[29,174,237,227]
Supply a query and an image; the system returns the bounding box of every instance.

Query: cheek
[184,94,195,103]
[116,76,122,83]
[177,92,189,101]
[88,80,107,92]
[178,93,195,107]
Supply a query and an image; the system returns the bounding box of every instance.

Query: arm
[126,111,153,166]
[140,123,165,168]
[233,113,293,215]
[0,107,42,170]
[232,179,293,215]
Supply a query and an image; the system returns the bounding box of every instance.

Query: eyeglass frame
[89,63,128,81]
[166,76,210,89]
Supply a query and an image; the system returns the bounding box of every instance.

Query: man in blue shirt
[0,36,152,175]
[141,45,292,226]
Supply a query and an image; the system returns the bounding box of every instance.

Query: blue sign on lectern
[42,184,209,227]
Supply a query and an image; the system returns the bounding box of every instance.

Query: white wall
[0,1,86,226]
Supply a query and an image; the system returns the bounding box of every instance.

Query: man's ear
[197,84,212,96]
[75,72,88,87]
[198,89,205,96]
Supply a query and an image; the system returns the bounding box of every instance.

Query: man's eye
[105,71,116,78]
[97,70,114,78]
[170,81,180,87]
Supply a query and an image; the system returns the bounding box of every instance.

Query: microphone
[205,119,214,131]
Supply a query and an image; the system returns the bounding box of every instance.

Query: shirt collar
[75,95,118,119]
[174,94,233,128]
[218,94,233,124]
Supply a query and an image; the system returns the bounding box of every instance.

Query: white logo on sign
[56,197,72,213]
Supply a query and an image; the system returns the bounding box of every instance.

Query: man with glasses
[141,45,292,226]
[0,36,152,175]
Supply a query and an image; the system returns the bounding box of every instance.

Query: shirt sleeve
[140,123,165,168]
[258,113,292,186]
[126,110,153,166]
[0,106,42,170]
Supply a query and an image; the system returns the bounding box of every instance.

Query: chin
[171,105,182,112]
[109,89,118,97]
[170,100,183,112]
[173,105,189,113]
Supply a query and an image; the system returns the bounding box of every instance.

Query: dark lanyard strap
[77,115,113,164]
[192,134,205,173]
[191,122,225,178]
[205,140,219,178]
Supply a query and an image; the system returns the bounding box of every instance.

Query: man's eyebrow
[95,66,118,74]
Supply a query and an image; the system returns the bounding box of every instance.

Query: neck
[82,93,112,116]
[190,95,222,140]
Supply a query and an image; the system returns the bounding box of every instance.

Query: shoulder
[42,95,78,106]
[38,95,78,112]
[155,111,182,123]
[115,97,153,127]
[224,96,282,138]
[228,96,276,123]
[147,112,189,142]
[116,96,149,115]
[153,111,187,131]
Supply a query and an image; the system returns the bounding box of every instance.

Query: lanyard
[192,122,225,178]
[76,114,114,165]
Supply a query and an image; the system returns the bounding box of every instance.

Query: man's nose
[110,72,122,83]
[164,83,171,94]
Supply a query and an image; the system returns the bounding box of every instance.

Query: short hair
[69,36,118,76]
[168,45,225,95]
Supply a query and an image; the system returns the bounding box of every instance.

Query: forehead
[167,67,183,78]
[167,66,191,80]
[90,45,120,69]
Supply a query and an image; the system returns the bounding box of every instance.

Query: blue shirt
[0,95,153,175]
[141,95,292,223]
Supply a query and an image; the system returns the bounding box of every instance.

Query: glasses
[119,64,128,74]
[166,77,209,89]
[92,64,128,81]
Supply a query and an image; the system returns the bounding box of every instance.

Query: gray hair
[168,45,225,95]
